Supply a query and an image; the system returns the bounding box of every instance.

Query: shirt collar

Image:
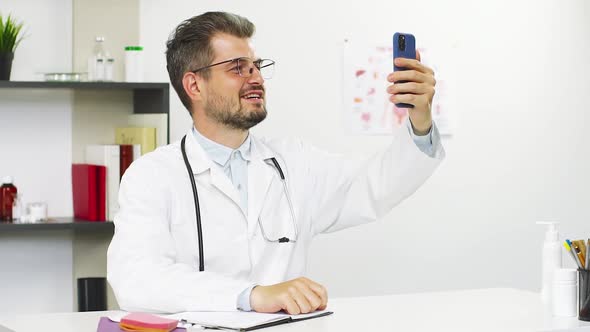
[192,126,251,167]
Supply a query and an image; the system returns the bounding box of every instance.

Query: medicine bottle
[552,268,577,317]
[88,36,111,81]
[0,176,18,222]
[105,58,114,81]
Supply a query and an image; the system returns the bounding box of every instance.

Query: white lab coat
[107,124,445,313]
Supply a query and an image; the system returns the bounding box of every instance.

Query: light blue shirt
[193,121,438,311]
[192,127,250,213]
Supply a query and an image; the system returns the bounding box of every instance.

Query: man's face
[199,33,267,130]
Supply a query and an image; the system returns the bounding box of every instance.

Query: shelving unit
[0,81,167,90]
[0,80,171,311]
[0,80,170,228]
[0,81,170,143]
[0,218,114,232]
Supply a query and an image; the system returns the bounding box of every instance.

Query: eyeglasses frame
[190,57,275,78]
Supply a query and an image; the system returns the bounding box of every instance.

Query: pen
[575,240,587,266]
[565,240,582,269]
[570,240,585,268]
[572,240,586,269]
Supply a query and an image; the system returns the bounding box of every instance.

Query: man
[107,12,444,315]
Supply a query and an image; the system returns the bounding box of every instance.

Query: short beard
[204,92,267,130]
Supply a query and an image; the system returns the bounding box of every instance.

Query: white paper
[166,311,286,329]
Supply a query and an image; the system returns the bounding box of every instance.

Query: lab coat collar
[249,136,277,161]
[183,128,213,175]
[183,128,276,173]
[182,128,279,217]
[183,128,242,206]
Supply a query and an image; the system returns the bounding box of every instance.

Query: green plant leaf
[0,13,25,53]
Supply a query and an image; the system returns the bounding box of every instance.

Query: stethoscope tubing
[181,134,297,271]
[181,135,205,271]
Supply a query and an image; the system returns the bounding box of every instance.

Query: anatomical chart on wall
[342,39,451,135]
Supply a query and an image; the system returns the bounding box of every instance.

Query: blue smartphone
[393,32,416,108]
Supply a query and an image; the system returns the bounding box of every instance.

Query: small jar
[552,268,577,317]
[124,46,144,82]
[28,202,48,223]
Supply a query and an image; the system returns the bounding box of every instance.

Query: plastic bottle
[552,268,577,317]
[95,58,105,81]
[0,176,18,222]
[124,46,144,82]
[105,58,114,81]
[537,221,562,304]
[87,36,109,81]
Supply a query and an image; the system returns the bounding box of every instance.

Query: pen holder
[77,277,106,312]
[579,269,590,321]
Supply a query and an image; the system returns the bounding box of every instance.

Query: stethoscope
[181,135,298,272]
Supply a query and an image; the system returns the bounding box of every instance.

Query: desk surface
[2,288,590,332]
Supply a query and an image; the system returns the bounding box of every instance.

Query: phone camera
[398,35,406,51]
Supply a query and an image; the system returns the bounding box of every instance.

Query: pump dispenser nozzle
[536,221,559,241]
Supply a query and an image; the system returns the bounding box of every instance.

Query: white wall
[141,0,590,298]
[0,0,586,315]
[0,0,74,312]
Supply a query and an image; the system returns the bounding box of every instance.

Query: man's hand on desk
[250,277,328,315]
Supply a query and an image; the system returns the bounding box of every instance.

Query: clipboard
[176,310,334,331]
[108,310,334,331]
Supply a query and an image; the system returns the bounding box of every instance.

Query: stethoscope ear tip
[278,237,290,243]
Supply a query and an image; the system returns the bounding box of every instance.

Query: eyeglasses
[191,57,275,79]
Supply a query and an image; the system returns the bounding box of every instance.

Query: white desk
[1,288,590,332]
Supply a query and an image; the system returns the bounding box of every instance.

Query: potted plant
[0,14,24,80]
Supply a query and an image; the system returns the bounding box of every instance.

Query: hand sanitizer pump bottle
[537,221,562,304]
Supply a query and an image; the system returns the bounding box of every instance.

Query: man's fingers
[393,56,433,75]
[387,70,435,85]
[290,288,312,314]
[387,82,434,96]
[281,294,301,315]
[390,93,430,107]
[295,283,322,312]
[303,279,328,309]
